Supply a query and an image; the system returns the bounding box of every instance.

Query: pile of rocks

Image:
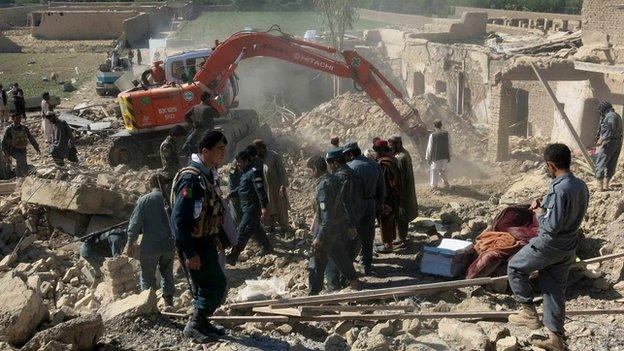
[98,256,138,301]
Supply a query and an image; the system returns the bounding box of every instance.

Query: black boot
[163,295,174,308]
[183,309,219,343]
[226,245,243,266]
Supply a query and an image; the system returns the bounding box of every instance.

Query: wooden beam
[530,62,596,174]
[0,182,16,195]
[574,61,624,75]
[299,305,416,314]
[253,306,302,317]
[227,252,624,310]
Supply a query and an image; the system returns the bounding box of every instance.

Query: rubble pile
[97,256,139,302]
[294,91,485,157]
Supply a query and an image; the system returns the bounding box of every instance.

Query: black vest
[430,131,450,161]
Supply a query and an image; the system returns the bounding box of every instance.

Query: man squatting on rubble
[126,173,175,307]
[342,141,385,275]
[171,130,228,343]
[426,120,451,189]
[2,113,40,177]
[594,101,623,192]
[507,143,589,350]
[306,154,360,294]
[80,228,127,279]
[182,92,218,156]
[225,149,273,265]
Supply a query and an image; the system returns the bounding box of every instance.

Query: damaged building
[359,3,624,162]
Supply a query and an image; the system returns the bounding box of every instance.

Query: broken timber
[227,252,624,310]
[530,62,596,174]
[162,309,624,324]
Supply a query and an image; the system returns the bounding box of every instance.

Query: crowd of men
[0,87,620,350]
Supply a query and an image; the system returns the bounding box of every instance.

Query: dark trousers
[507,239,575,334]
[80,234,125,273]
[139,248,175,297]
[378,212,397,245]
[309,235,357,295]
[357,201,376,268]
[237,210,271,250]
[188,238,227,314]
[9,148,28,177]
[398,219,409,241]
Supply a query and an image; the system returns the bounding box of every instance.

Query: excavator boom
[118,29,427,153]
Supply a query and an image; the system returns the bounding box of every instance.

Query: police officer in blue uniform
[170,130,229,343]
[343,141,385,275]
[324,147,362,290]
[225,149,272,265]
[307,155,360,295]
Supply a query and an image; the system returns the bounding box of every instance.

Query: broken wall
[0,5,45,29]
[32,11,138,40]
[582,0,624,63]
[552,80,598,147]
[509,81,555,138]
[401,39,490,123]
[412,12,487,42]
[0,33,21,53]
[123,13,150,46]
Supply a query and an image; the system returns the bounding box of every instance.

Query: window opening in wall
[435,81,447,95]
[510,89,529,137]
[413,72,425,96]
[463,87,472,114]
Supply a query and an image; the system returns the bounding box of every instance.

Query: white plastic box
[420,239,474,278]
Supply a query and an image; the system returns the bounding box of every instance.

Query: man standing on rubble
[225,150,273,266]
[507,143,589,351]
[306,154,360,295]
[0,84,9,126]
[253,139,291,235]
[126,173,175,308]
[182,92,218,156]
[343,141,385,275]
[324,148,361,290]
[426,120,451,189]
[2,113,40,177]
[389,135,418,245]
[160,125,186,196]
[10,83,25,119]
[171,130,228,343]
[594,101,622,191]
[45,113,75,166]
[41,92,54,144]
[373,139,402,253]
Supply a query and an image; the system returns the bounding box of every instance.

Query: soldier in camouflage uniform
[160,125,186,198]
[1,113,40,177]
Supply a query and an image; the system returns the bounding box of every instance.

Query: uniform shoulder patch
[181,187,193,199]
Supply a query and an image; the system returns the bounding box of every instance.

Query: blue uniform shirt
[535,172,589,251]
[235,164,268,213]
[334,165,363,229]
[127,188,174,253]
[313,173,349,241]
[347,155,385,205]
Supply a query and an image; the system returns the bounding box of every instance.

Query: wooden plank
[530,62,596,174]
[0,182,16,195]
[294,309,624,322]
[299,305,416,314]
[160,311,290,323]
[574,61,624,75]
[228,252,624,310]
[253,306,302,317]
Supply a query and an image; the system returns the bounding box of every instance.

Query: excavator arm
[118,28,428,155]
[195,29,428,149]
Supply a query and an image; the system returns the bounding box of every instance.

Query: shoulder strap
[169,166,201,206]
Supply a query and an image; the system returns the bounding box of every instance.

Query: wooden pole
[227,252,624,310]
[163,309,624,324]
[530,62,596,173]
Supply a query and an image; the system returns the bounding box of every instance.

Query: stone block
[438,318,489,350]
[21,177,123,215]
[47,210,90,237]
[98,289,158,321]
[0,273,49,345]
[21,314,103,351]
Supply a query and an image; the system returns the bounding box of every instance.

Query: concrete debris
[324,333,348,351]
[0,273,49,345]
[496,335,518,351]
[98,289,158,321]
[97,256,138,301]
[438,318,489,350]
[21,314,104,351]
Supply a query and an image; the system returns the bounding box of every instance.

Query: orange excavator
[110,27,427,168]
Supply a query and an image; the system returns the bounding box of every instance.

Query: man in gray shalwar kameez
[594,101,622,191]
[45,113,75,166]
